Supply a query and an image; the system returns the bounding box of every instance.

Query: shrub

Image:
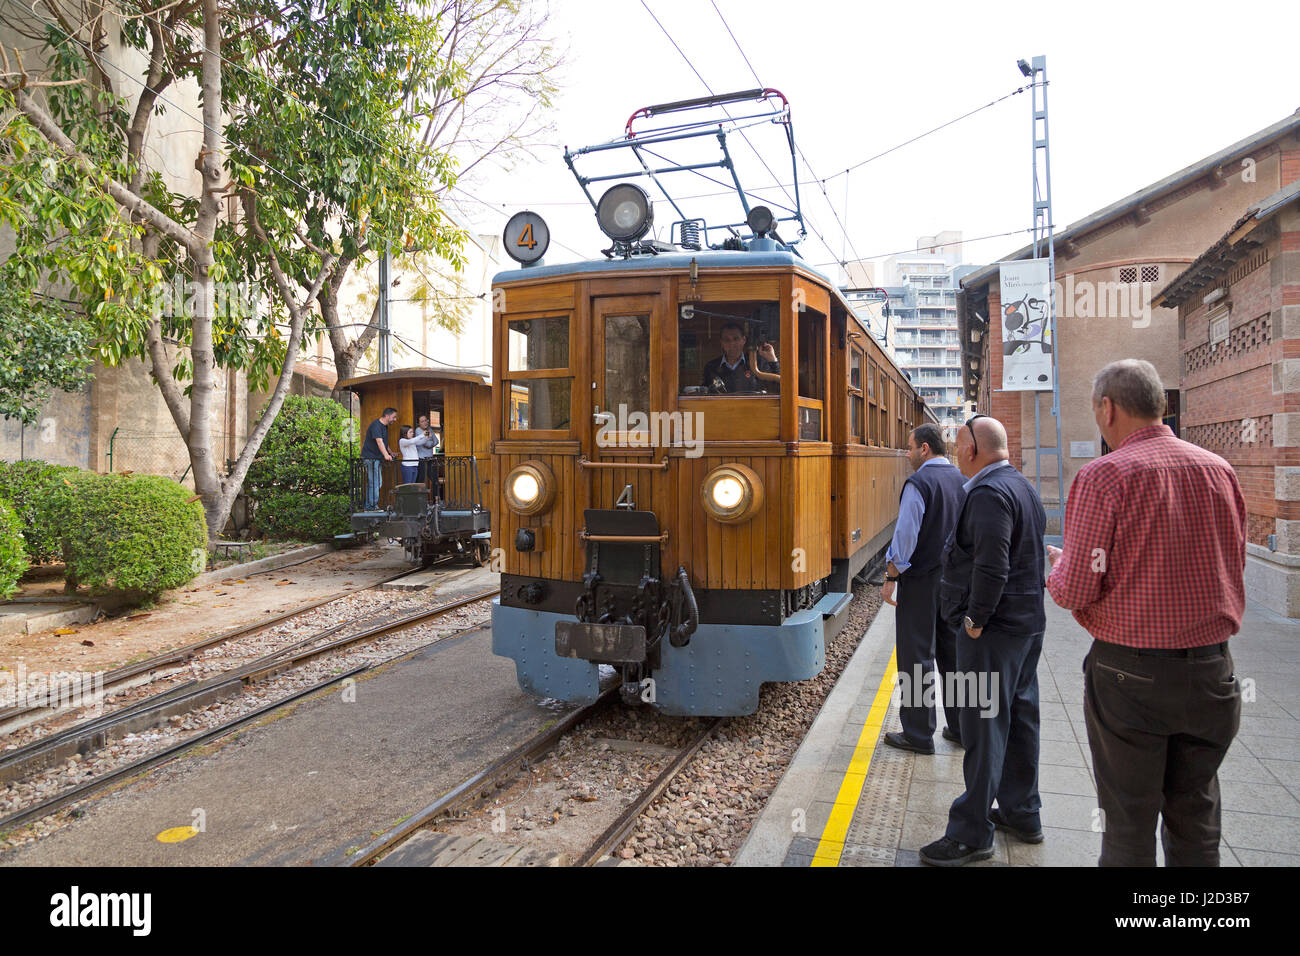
[50,473,208,597]
[0,499,27,598]
[253,490,350,542]
[246,395,351,497]
[0,459,78,563]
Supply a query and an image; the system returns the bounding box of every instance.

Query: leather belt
[1127,641,1228,659]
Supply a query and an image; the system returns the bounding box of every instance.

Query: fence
[105,428,232,486]
[348,455,483,513]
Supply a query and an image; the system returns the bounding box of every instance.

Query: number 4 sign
[503,210,550,265]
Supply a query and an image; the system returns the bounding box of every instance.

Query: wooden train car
[340,368,492,564]
[488,253,928,714]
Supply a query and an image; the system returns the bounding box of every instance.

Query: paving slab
[738,594,1300,867]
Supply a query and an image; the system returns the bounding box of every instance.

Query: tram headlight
[505,461,555,516]
[596,183,654,242]
[701,464,764,524]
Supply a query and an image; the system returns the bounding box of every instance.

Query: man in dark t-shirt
[361,407,397,510]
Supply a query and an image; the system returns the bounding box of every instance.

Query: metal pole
[1028,55,1066,538]
[378,245,392,374]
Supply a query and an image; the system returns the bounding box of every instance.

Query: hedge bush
[247,395,352,542]
[253,491,351,542]
[0,459,78,563]
[50,472,208,597]
[247,395,351,497]
[0,499,27,599]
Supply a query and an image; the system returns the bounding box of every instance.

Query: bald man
[920,414,1048,866]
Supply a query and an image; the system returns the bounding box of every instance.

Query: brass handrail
[579,530,669,543]
[578,456,670,471]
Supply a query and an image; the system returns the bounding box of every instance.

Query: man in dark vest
[700,322,779,393]
[921,414,1047,866]
[882,423,967,754]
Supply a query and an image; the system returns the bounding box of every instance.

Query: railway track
[346,694,726,868]
[350,590,860,868]
[0,560,456,735]
[0,586,499,835]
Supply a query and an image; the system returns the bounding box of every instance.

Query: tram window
[798,309,826,400]
[508,379,571,431]
[604,314,650,414]
[848,347,864,443]
[508,316,569,371]
[678,300,780,396]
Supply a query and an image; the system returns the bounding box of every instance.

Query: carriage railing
[349,456,483,514]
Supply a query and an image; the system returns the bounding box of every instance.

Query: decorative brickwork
[1184,313,1272,374]
[1183,414,1273,452]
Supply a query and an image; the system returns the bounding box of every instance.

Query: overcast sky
[451,0,1300,284]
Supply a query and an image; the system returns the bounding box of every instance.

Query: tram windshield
[678,300,781,396]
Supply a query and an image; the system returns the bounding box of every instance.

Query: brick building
[1155,180,1300,617]
[957,111,1300,531]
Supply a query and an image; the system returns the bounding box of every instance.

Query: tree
[310,0,561,391]
[218,0,471,390]
[0,0,465,538]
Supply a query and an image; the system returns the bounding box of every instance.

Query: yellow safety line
[810,650,898,867]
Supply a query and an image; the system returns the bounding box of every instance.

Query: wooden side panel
[496,450,580,581]
[783,452,832,588]
[681,398,779,441]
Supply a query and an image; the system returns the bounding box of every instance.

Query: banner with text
[999,258,1054,391]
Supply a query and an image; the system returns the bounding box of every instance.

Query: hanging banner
[999,258,1054,391]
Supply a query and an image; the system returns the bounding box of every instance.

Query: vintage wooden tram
[489,91,931,715]
[342,368,493,565]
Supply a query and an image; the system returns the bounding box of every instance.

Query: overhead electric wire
[708,0,864,269]
[637,0,838,255]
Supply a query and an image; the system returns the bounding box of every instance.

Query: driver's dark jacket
[701,355,780,393]
[939,461,1047,636]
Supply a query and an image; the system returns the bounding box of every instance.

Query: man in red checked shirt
[1046,359,1246,867]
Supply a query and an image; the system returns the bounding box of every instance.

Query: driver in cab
[701,321,779,393]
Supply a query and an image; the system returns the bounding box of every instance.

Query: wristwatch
[885,574,900,583]
[964,615,981,631]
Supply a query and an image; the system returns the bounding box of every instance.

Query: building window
[1119,264,1161,284]
[1163,389,1179,437]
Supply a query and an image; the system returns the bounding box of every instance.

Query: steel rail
[0,588,499,787]
[340,686,619,867]
[0,664,369,834]
[0,565,419,732]
[575,717,724,867]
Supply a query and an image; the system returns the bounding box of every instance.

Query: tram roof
[491,249,834,288]
[339,368,489,390]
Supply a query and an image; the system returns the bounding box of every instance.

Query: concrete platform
[0,600,97,636]
[0,605,573,866]
[737,595,1300,867]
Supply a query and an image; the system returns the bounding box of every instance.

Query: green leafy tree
[0,498,28,599]
[0,0,469,538]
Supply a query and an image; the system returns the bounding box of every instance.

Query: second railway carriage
[342,368,493,565]
[489,89,931,715]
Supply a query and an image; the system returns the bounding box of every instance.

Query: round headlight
[504,461,555,516]
[712,477,744,509]
[512,472,540,504]
[596,183,654,242]
[701,464,764,524]
[746,205,776,237]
